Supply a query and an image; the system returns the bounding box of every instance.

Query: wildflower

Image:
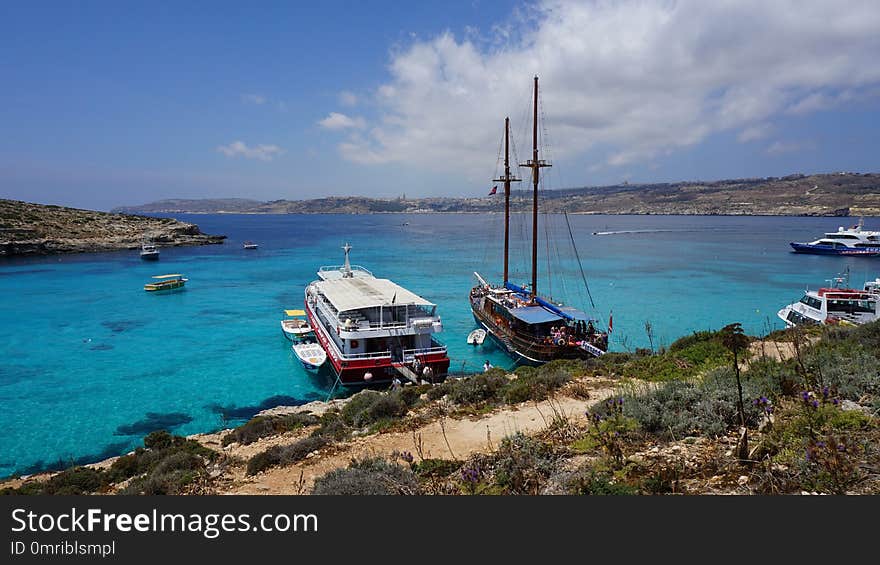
[400,451,414,464]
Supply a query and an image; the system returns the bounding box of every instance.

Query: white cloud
[216,141,285,161]
[240,93,266,105]
[766,140,815,155]
[738,123,773,143]
[338,91,359,106]
[328,0,880,175]
[318,112,366,130]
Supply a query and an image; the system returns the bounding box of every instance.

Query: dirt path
[218,382,617,494]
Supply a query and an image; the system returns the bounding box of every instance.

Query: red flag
[488,185,497,195]
[608,311,613,334]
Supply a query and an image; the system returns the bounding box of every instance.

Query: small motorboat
[467,328,487,345]
[144,273,187,292]
[140,242,160,261]
[292,341,326,372]
[281,309,313,341]
[243,241,259,250]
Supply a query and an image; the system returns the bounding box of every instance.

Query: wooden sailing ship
[469,76,608,365]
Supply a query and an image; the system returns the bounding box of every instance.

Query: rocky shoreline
[0,199,226,256]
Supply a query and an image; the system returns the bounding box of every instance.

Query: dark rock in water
[114,412,193,436]
[11,441,132,477]
[90,343,114,351]
[206,394,313,421]
[101,320,146,333]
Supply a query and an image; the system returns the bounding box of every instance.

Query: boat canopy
[316,277,434,312]
[153,274,183,279]
[510,306,563,324]
[284,309,306,316]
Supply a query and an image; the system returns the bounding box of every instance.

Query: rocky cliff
[0,199,226,256]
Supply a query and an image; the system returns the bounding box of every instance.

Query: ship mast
[519,75,550,302]
[494,117,520,285]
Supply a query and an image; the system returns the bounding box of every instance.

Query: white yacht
[790,218,880,256]
[778,272,880,327]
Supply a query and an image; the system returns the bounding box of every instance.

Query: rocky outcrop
[0,199,226,256]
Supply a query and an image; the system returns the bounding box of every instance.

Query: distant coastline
[113,172,880,217]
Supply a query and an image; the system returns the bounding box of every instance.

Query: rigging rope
[564,211,596,309]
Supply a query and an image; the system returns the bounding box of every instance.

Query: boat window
[828,299,876,314]
[787,310,817,325]
[824,234,860,240]
[799,295,822,310]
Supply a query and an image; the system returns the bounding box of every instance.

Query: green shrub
[144,430,175,450]
[446,372,508,406]
[562,469,638,495]
[491,433,558,495]
[32,467,106,495]
[341,390,408,428]
[413,458,462,478]
[311,457,419,495]
[222,413,319,446]
[246,450,280,476]
[311,411,349,441]
[612,367,763,440]
[246,436,329,476]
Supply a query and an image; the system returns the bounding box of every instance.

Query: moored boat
[777,271,879,327]
[789,218,880,256]
[140,241,160,261]
[144,273,187,292]
[467,328,487,345]
[243,241,259,250]
[469,76,609,365]
[292,341,327,372]
[281,309,313,341]
[304,243,450,386]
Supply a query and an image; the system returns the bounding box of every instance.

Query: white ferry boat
[777,272,880,327]
[790,218,880,256]
[303,243,450,386]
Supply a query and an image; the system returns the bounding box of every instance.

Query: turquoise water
[1,213,878,477]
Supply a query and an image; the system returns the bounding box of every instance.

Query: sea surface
[1,213,878,477]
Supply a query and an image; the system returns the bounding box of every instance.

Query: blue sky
[2,0,879,210]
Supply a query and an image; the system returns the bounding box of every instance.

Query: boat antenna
[494,117,521,285]
[519,75,550,302]
[342,242,353,278]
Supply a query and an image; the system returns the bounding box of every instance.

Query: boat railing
[402,345,447,358]
[342,350,392,360]
[318,264,373,276]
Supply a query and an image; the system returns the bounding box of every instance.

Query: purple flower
[400,451,414,464]
[811,400,819,409]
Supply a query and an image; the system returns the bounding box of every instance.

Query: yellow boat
[144,273,188,292]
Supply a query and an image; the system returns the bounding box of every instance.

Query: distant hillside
[112,198,263,213]
[0,199,226,256]
[113,172,880,216]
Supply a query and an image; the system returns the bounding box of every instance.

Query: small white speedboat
[467,328,487,345]
[292,342,327,372]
